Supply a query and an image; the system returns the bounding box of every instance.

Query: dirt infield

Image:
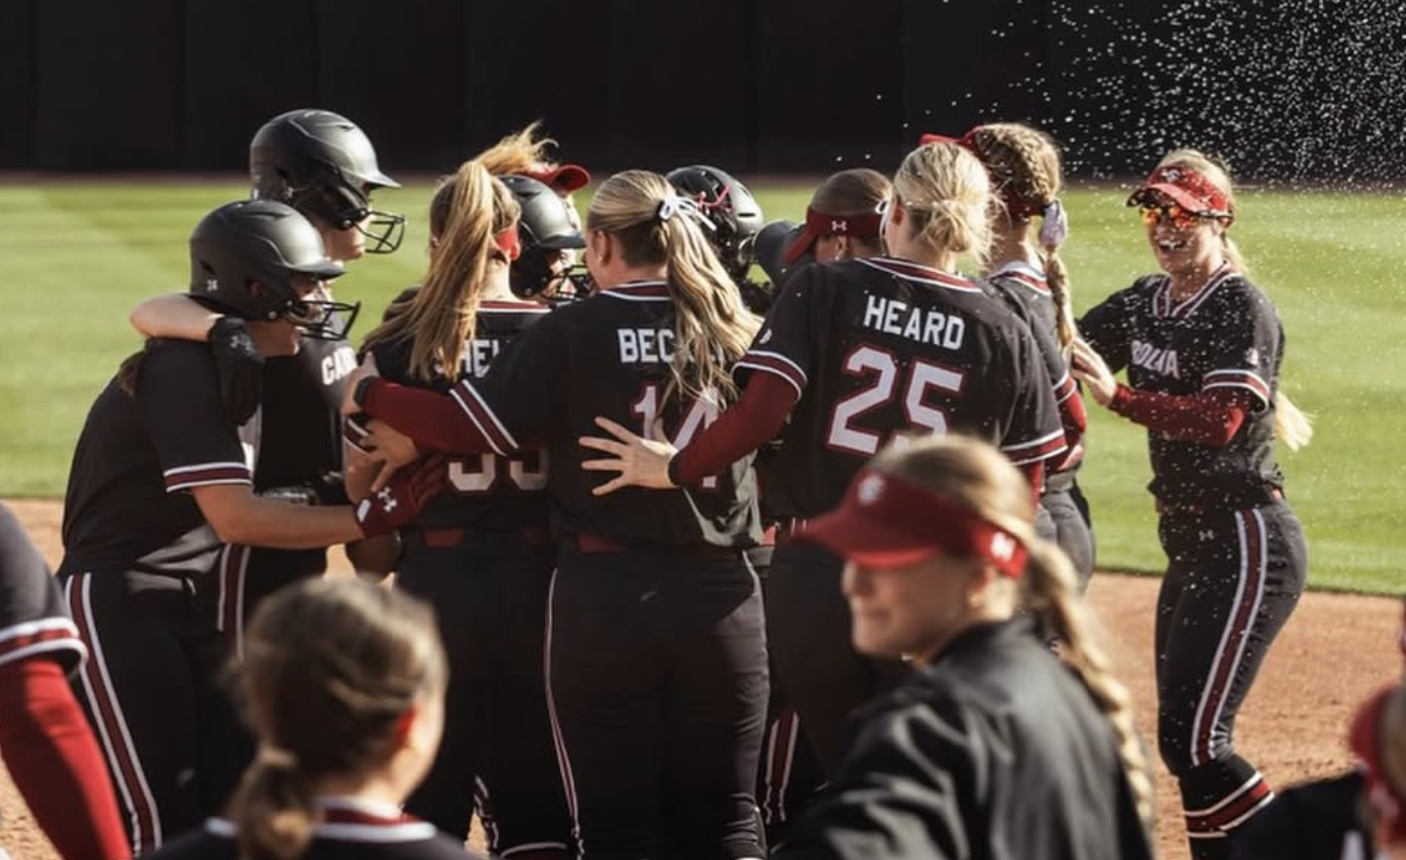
[1,498,1398,859]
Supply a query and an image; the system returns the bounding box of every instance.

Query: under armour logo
[990,533,1016,561]
[206,278,219,292]
[377,487,398,513]
[857,474,885,505]
[1161,167,1183,182]
[1200,529,1215,541]
[831,219,848,233]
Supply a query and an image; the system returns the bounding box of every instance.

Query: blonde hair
[228,578,447,860]
[893,142,993,269]
[1154,149,1314,450]
[362,160,519,383]
[474,120,557,177]
[970,123,1078,348]
[586,170,760,404]
[1155,148,1246,274]
[810,168,892,257]
[869,435,1156,835]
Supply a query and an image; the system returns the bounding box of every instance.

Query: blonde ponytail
[897,143,993,268]
[1274,391,1314,451]
[232,747,317,860]
[587,170,760,405]
[362,161,519,382]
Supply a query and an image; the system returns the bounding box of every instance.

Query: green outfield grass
[0,180,1401,593]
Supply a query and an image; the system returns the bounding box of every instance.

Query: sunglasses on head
[1137,202,1217,229]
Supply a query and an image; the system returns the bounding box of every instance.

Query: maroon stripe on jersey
[67,573,160,851]
[479,299,551,313]
[0,624,83,667]
[604,281,670,300]
[1184,775,1273,832]
[1002,270,1052,294]
[736,351,807,400]
[163,465,252,492]
[1166,264,1235,319]
[1000,431,1068,466]
[859,257,983,292]
[1191,511,1267,766]
[1202,370,1271,404]
[322,806,419,826]
[450,380,516,457]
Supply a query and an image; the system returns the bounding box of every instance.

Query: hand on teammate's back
[580,416,678,495]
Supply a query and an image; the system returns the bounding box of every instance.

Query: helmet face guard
[285,292,361,341]
[298,184,406,255]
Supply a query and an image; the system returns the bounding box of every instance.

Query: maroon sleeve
[359,377,498,455]
[1058,389,1088,453]
[672,373,799,485]
[0,659,130,860]
[1109,385,1255,447]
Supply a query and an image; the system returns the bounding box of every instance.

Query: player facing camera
[187,199,353,347]
[500,174,589,303]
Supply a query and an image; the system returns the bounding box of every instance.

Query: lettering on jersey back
[461,339,503,379]
[618,328,675,364]
[861,295,966,350]
[1130,339,1180,378]
[321,346,358,386]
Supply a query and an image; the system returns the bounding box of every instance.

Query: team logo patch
[857,474,885,505]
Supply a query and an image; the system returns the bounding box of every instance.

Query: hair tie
[1039,199,1069,249]
[657,197,716,232]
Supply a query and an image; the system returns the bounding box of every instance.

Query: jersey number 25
[826,345,965,456]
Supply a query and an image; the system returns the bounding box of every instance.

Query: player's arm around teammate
[770,436,1153,860]
[579,142,1068,782]
[1071,150,1311,860]
[0,501,128,860]
[141,578,483,860]
[56,201,436,856]
[348,171,770,859]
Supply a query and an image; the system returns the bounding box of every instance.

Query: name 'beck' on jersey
[736,257,1067,519]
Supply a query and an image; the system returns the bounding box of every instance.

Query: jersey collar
[989,260,1051,294]
[604,279,670,301]
[203,797,436,843]
[860,257,982,292]
[1156,263,1236,319]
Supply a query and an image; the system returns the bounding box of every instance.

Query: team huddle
[3,106,1398,860]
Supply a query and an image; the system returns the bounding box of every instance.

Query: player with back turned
[579,141,1067,779]
[346,170,769,859]
[57,200,436,854]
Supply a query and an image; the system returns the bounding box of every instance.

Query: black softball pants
[396,530,570,855]
[764,539,908,777]
[1154,501,1307,859]
[544,543,768,860]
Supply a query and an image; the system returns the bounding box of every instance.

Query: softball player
[128,109,405,651]
[58,200,435,853]
[1072,150,1311,860]
[774,435,1153,859]
[346,163,571,854]
[779,168,889,266]
[348,171,768,859]
[925,124,1095,585]
[142,578,481,860]
[580,142,1068,777]
[0,500,127,860]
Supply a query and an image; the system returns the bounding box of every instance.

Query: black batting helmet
[665,164,764,282]
[249,109,406,254]
[188,200,355,339]
[501,174,587,299]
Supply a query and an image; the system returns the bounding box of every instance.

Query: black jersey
[456,281,762,548]
[736,257,1066,520]
[145,799,481,859]
[59,341,252,578]
[258,332,357,493]
[777,618,1154,860]
[1080,270,1284,507]
[984,262,1083,486]
[370,296,551,533]
[0,501,85,672]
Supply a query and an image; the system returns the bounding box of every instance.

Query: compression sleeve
[358,377,497,455]
[1109,385,1254,447]
[0,659,129,860]
[671,373,799,485]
